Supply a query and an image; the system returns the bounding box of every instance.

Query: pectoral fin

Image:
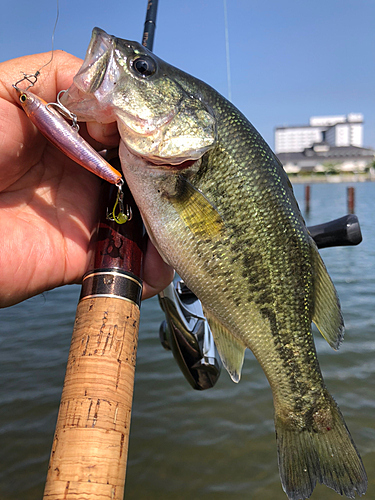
[169,176,225,238]
[203,308,246,382]
[311,240,344,350]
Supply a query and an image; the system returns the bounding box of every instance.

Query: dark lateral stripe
[80,269,143,308]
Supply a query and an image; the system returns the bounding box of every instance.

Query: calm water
[0,182,374,500]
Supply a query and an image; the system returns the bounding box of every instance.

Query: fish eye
[131,56,157,78]
[20,94,27,103]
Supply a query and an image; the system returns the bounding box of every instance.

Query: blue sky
[2,0,375,150]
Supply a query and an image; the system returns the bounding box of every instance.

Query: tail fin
[275,397,367,500]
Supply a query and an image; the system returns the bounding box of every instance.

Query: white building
[277,144,375,175]
[275,114,363,154]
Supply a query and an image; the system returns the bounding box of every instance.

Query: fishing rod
[42,3,158,499]
[142,0,158,49]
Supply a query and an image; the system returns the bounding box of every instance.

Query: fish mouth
[60,28,118,122]
[87,27,113,58]
[75,27,114,94]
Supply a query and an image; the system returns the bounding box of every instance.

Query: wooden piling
[305,185,311,213]
[347,186,355,213]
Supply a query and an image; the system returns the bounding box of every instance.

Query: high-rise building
[275,114,374,174]
[275,114,363,154]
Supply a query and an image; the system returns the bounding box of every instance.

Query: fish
[14,88,122,185]
[61,27,367,499]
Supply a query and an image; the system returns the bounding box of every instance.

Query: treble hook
[107,179,133,225]
[46,90,79,131]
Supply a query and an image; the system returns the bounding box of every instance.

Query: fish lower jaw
[142,157,199,170]
[120,140,200,172]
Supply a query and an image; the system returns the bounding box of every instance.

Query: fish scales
[169,87,322,410]
[61,28,367,500]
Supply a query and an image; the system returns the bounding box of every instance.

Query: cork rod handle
[43,295,140,499]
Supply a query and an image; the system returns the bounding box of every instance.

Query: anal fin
[203,308,246,383]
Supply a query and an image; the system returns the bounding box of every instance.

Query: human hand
[0,51,173,307]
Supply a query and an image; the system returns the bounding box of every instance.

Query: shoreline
[289,173,375,184]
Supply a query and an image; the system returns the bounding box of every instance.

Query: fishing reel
[158,280,221,391]
[158,214,362,390]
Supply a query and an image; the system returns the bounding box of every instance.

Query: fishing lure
[12,81,131,224]
[13,86,123,186]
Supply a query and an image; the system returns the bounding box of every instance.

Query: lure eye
[131,55,157,78]
[20,94,27,103]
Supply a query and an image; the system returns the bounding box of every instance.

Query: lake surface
[0,181,374,500]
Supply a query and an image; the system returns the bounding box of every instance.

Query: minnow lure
[14,87,123,186]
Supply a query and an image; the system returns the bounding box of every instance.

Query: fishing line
[36,0,60,75]
[13,0,60,90]
[223,0,232,102]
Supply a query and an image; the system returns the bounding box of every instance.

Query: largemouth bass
[62,28,367,499]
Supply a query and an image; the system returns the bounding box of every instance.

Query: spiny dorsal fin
[311,240,344,350]
[203,307,246,383]
[168,176,225,238]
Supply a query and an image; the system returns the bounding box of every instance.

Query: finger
[0,98,46,190]
[86,121,120,148]
[0,52,84,190]
[1,53,120,153]
[142,240,174,300]
[0,51,83,104]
